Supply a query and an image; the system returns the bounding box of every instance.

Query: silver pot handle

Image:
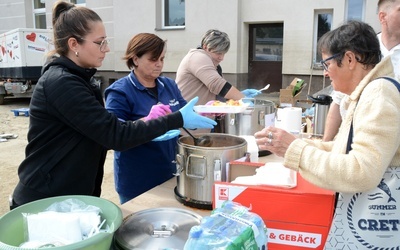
[229,113,236,126]
[152,225,172,238]
[174,154,184,176]
[258,110,265,126]
[214,159,221,181]
[186,154,207,179]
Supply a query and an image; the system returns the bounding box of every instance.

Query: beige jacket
[284,56,400,193]
[176,49,227,105]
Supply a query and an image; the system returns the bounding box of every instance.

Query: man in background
[323,0,400,141]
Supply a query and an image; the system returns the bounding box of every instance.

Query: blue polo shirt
[104,71,187,201]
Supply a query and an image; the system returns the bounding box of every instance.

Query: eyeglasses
[80,38,110,52]
[320,53,341,71]
[93,39,110,52]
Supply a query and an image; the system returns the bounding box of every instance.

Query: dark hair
[318,20,381,68]
[51,0,102,56]
[123,33,166,69]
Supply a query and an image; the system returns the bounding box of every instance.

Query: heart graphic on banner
[26,33,36,42]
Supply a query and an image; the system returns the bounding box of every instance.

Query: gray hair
[378,0,398,11]
[318,20,381,68]
[200,29,230,53]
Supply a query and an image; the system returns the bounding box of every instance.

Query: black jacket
[12,56,183,206]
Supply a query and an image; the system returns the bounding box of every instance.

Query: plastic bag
[23,211,82,245]
[45,198,103,237]
[20,198,106,247]
[184,201,268,249]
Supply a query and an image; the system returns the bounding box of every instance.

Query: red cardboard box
[213,161,335,249]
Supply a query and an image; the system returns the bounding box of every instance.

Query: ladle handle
[182,127,196,140]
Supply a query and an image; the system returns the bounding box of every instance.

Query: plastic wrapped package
[20,198,106,247]
[184,201,268,249]
[44,198,103,237]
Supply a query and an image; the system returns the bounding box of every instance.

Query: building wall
[0,0,381,96]
[0,1,30,31]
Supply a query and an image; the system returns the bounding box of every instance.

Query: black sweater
[12,56,183,206]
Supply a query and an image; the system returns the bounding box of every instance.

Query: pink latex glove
[144,104,171,121]
[205,100,216,106]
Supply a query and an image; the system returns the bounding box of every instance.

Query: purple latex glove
[144,104,171,121]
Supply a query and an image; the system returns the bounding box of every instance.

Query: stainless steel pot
[113,208,201,249]
[175,133,247,210]
[218,99,276,136]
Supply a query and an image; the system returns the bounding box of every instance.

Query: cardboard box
[279,78,305,107]
[213,161,335,250]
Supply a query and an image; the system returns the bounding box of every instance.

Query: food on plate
[196,99,249,114]
[210,99,244,106]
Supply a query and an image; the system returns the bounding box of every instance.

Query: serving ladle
[182,127,213,147]
[258,84,270,92]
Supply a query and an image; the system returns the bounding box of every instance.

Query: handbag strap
[379,76,400,91]
[346,77,400,153]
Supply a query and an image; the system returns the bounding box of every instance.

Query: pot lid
[114,207,202,250]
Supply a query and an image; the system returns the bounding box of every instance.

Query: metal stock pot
[174,133,247,210]
[218,99,276,136]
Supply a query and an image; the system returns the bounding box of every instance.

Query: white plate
[193,103,250,114]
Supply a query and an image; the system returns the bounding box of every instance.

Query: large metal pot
[218,99,276,136]
[113,208,201,249]
[175,133,247,210]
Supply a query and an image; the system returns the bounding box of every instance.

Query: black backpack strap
[346,77,400,153]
